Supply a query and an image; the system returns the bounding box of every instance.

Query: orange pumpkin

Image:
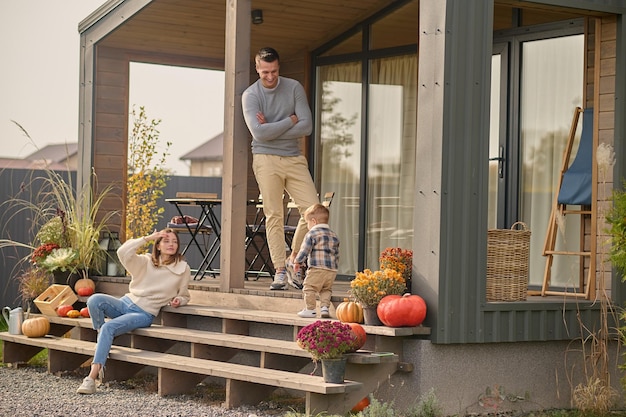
[22,316,50,338]
[346,322,367,351]
[335,298,363,323]
[67,309,81,318]
[77,287,94,296]
[351,396,370,412]
[377,293,427,327]
[74,278,95,294]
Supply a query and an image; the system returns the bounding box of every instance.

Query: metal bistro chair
[244,195,274,279]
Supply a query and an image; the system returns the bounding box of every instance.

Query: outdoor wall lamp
[251,9,263,25]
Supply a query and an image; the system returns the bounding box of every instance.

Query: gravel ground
[0,365,300,417]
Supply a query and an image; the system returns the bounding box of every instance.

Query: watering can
[2,306,24,335]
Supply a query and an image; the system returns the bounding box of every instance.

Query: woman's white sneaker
[77,376,96,394]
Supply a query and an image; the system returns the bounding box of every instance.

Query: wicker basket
[486,222,531,302]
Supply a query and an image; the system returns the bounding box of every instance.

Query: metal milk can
[2,306,24,335]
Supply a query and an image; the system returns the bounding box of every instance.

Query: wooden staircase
[1,294,429,416]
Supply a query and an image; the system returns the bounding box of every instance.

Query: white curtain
[318,62,362,274]
[519,35,584,288]
[317,54,417,274]
[366,55,417,268]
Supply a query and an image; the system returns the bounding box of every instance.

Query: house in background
[0,143,78,170]
[179,132,223,177]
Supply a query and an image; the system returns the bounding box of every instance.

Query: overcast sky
[0,1,225,175]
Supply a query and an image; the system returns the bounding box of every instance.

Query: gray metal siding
[432,0,626,344]
[435,0,493,344]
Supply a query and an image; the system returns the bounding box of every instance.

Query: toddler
[293,203,339,318]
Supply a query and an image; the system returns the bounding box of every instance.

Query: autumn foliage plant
[296,320,360,362]
[126,106,171,244]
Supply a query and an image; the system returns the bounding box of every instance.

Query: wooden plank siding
[93,47,129,232]
[595,16,617,298]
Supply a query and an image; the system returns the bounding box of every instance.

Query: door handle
[488,146,504,178]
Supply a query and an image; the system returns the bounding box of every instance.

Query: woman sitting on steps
[77,228,191,394]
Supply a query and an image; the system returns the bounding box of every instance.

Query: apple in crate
[80,307,90,318]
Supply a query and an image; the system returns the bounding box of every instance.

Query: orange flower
[349,268,405,307]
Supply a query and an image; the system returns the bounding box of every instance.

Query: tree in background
[126,106,171,245]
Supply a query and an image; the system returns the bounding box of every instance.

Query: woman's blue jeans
[87,294,154,366]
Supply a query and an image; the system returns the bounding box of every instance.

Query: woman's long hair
[151,228,184,266]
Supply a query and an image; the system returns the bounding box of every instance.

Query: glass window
[366,55,417,268]
[315,1,417,277]
[519,35,584,287]
[371,1,418,50]
[317,63,362,274]
[320,32,362,57]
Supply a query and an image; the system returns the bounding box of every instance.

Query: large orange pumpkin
[377,293,427,327]
[346,322,367,351]
[335,298,363,323]
[22,316,50,338]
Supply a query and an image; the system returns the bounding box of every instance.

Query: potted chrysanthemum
[349,268,405,325]
[379,247,413,293]
[296,320,360,383]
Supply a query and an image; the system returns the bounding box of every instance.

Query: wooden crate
[34,285,78,316]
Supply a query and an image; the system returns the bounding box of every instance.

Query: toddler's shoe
[320,306,330,318]
[297,308,317,318]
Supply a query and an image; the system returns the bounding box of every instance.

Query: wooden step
[45,315,310,357]
[44,315,402,365]
[0,332,362,399]
[160,304,430,337]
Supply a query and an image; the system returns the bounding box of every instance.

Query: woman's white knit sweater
[116,237,191,316]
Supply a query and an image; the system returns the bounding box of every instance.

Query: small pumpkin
[351,396,370,412]
[346,322,367,351]
[22,316,50,338]
[67,309,81,318]
[77,287,94,296]
[335,298,363,323]
[377,293,427,327]
[74,278,95,294]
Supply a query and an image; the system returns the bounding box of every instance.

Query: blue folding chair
[541,107,595,298]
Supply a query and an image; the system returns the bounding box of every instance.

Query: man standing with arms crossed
[242,47,319,290]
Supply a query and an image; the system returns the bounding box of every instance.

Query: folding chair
[541,107,595,299]
[322,191,335,208]
[244,195,274,279]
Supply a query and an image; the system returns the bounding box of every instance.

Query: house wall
[93,46,130,235]
[375,339,623,415]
